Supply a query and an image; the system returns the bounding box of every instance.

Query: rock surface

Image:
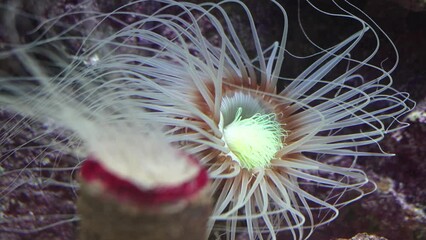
[335,233,388,240]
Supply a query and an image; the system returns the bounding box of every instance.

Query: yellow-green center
[222,106,284,169]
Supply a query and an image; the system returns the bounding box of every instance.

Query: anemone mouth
[220,92,269,126]
[218,92,287,170]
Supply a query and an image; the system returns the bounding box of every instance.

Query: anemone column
[77,158,211,240]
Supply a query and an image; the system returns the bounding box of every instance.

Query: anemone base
[77,182,211,240]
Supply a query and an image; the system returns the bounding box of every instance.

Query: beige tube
[77,159,211,240]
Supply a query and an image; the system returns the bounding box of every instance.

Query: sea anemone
[0,0,414,239]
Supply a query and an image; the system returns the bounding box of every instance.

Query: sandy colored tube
[78,183,211,240]
[77,159,211,240]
